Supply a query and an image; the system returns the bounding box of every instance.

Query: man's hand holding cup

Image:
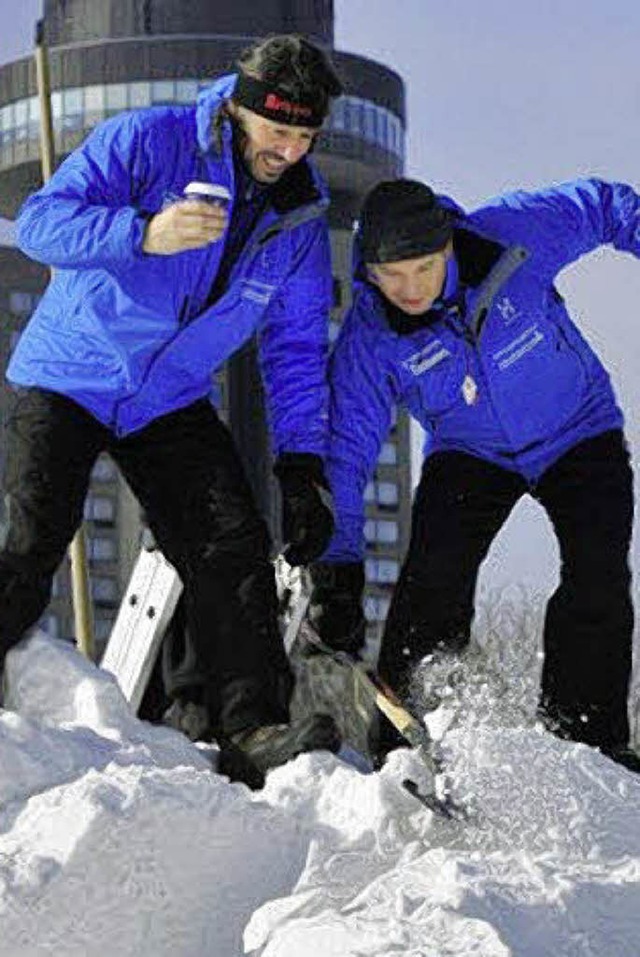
[143,182,231,255]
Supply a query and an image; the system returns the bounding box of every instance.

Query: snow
[2,632,640,956]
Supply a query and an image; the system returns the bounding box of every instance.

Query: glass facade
[92,575,119,606]
[91,455,118,482]
[88,536,118,562]
[364,480,399,508]
[364,518,399,545]
[365,557,400,584]
[378,441,397,465]
[84,495,116,524]
[364,593,391,623]
[0,82,404,169]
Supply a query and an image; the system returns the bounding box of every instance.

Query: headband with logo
[232,71,326,128]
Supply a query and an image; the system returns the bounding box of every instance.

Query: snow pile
[1,633,640,956]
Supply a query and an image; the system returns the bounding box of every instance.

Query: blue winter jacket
[10,74,333,454]
[324,179,640,561]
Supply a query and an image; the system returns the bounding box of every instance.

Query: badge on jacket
[462,374,478,405]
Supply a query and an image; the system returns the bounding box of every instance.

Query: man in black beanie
[310,176,640,773]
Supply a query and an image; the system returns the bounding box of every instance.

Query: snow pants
[379,429,635,751]
[0,387,293,736]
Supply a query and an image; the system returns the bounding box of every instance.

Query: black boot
[218,713,341,789]
[163,695,211,742]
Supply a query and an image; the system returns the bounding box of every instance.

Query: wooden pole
[34,20,95,660]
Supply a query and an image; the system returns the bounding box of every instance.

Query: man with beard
[2,36,342,788]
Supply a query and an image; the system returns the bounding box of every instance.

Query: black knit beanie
[358,179,454,263]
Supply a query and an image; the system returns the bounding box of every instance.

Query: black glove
[308,561,366,655]
[274,452,335,567]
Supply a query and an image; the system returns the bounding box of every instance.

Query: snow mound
[1,633,640,956]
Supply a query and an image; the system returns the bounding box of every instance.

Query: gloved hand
[308,561,366,655]
[274,453,335,567]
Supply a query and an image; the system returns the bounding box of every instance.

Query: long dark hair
[236,34,342,120]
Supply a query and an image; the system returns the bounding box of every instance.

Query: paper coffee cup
[183,182,231,208]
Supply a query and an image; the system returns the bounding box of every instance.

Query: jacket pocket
[400,339,468,419]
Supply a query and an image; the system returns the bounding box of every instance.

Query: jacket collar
[453,227,505,287]
[270,159,323,213]
[196,73,236,152]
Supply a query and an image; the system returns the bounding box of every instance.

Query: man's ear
[444,238,455,260]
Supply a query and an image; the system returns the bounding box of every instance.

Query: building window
[0,103,14,138]
[14,99,27,142]
[39,613,59,639]
[88,536,117,562]
[84,84,105,117]
[364,594,391,622]
[378,442,397,465]
[62,88,83,132]
[26,96,39,140]
[326,95,403,158]
[0,85,404,162]
[94,615,115,643]
[105,84,128,113]
[129,82,151,109]
[378,109,388,148]
[342,96,354,135]
[92,575,119,606]
[376,481,399,508]
[175,80,199,103]
[364,519,399,545]
[151,80,176,104]
[364,479,401,509]
[329,97,345,132]
[389,114,400,154]
[365,558,399,584]
[85,495,115,524]
[364,102,377,143]
[91,455,117,482]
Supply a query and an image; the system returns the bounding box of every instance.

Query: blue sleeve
[16,111,154,271]
[258,219,332,457]
[321,299,397,563]
[469,179,640,278]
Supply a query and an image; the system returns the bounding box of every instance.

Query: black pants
[379,430,635,751]
[0,388,292,736]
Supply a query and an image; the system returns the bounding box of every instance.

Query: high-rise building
[0,0,411,651]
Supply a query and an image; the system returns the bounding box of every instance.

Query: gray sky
[0,0,41,61]
[2,0,640,591]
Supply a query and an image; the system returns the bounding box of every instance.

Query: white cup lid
[183,181,231,201]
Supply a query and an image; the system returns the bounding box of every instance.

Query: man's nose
[281,142,306,163]
[403,278,422,298]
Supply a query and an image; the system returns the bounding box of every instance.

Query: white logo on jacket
[403,341,451,376]
[496,296,519,324]
[239,279,276,305]
[493,324,544,370]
